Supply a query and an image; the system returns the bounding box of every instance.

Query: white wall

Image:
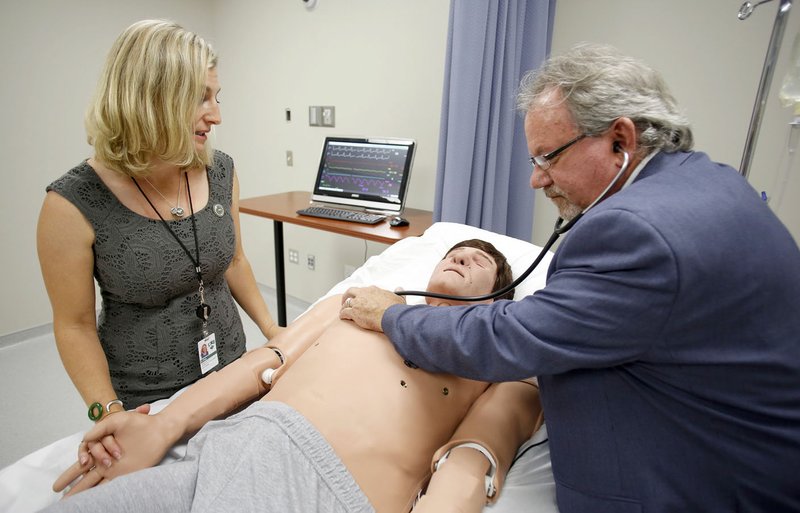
[209,0,450,304]
[2,0,799,337]
[0,0,215,337]
[533,0,800,247]
[0,0,449,336]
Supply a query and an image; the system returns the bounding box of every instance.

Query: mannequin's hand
[74,404,150,471]
[53,406,175,497]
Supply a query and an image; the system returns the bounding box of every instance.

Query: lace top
[47,150,246,408]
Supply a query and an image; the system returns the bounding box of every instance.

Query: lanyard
[132,173,212,335]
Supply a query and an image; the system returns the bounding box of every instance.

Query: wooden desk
[239,191,434,325]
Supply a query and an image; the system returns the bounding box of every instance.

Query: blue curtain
[434,0,556,239]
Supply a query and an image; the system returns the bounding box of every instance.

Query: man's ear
[608,117,637,156]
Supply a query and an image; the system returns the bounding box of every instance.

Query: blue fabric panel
[434,0,556,239]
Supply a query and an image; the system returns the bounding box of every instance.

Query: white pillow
[322,222,552,305]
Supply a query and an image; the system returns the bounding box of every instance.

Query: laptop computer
[297,136,416,224]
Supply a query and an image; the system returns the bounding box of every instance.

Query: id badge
[197,332,219,374]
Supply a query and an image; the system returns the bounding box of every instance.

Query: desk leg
[273,220,287,327]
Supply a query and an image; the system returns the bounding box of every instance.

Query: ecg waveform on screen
[319,144,408,197]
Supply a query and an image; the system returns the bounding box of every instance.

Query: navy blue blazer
[384,151,800,512]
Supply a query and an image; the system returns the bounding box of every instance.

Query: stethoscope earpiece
[398,150,632,303]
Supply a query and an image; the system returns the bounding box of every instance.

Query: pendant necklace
[143,173,185,218]
[132,174,212,334]
[133,173,219,374]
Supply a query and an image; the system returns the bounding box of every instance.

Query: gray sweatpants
[43,401,374,513]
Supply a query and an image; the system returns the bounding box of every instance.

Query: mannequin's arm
[55,295,343,496]
[412,379,541,513]
[170,294,344,434]
[264,295,344,382]
[53,345,281,496]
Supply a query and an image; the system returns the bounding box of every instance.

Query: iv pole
[738,0,794,179]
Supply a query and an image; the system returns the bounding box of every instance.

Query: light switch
[321,106,335,127]
[286,150,293,167]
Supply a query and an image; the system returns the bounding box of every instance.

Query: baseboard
[255,282,312,318]
[0,322,54,350]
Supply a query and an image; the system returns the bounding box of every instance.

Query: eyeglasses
[529,134,587,171]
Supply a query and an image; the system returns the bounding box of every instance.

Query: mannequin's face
[426,246,498,305]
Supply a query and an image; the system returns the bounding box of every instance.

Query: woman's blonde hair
[86,19,218,177]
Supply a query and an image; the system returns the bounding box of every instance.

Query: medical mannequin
[49,240,541,513]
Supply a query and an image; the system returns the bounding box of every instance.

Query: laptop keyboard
[296,206,386,225]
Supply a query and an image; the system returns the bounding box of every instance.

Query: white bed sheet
[0,222,557,513]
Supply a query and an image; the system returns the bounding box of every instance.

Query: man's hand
[339,286,405,332]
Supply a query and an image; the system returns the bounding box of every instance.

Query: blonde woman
[37,20,280,441]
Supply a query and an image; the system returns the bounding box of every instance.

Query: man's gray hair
[517,43,693,153]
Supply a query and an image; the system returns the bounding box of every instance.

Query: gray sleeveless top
[47,150,246,408]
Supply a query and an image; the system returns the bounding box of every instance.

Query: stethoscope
[396,150,631,302]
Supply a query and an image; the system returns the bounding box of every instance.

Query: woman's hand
[53,405,175,497]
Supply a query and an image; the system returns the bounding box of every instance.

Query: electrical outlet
[307,254,316,270]
[308,106,322,126]
[288,249,299,264]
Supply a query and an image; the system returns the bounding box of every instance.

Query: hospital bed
[0,222,557,513]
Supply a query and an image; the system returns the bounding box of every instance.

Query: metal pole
[740,0,793,178]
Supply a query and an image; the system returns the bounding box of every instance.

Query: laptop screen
[311,137,416,213]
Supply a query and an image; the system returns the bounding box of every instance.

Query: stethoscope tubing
[397,152,630,302]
